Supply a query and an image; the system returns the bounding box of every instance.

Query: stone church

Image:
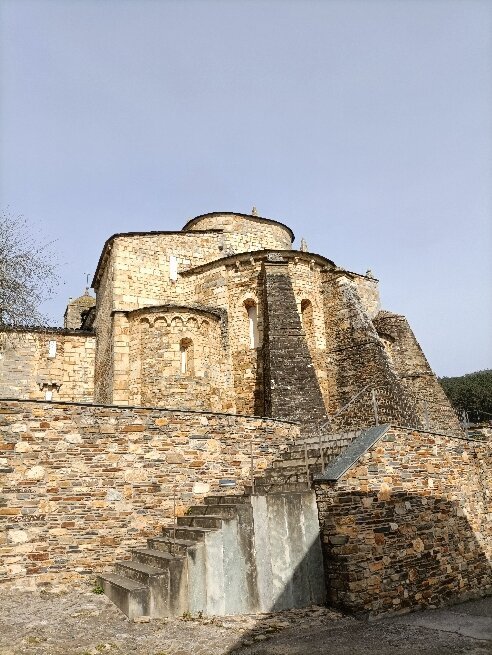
[2,211,490,619]
[0,210,455,434]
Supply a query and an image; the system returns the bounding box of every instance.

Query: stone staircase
[98,430,360,619]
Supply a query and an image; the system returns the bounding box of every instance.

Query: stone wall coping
[0,397,299,425]
[91,229,224,290]
[180,249,336,277]
[181,211,295,243]
[314,423,488,484]
[389,423,487,443]
[0,326,95,337]
[373,310,406,321]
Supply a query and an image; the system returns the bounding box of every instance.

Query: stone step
[97,572,149,619]
[204,495,250,505]
[177,515,225,529]
[186,504,239,519]
[161,525,214,542]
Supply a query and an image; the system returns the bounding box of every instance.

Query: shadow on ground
[224,488,491,654]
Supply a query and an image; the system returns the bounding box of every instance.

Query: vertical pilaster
[112,312,130,405]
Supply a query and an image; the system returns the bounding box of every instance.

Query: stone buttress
[262,260,328,434]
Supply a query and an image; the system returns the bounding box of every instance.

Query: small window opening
[169,255,178,282]
[179,338,193,375]
[245,300,259,349]
[48,340,57,358]
[39,382,61,401]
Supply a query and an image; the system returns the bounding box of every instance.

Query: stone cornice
[180,249,337,277]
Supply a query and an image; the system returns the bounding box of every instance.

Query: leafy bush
[439,369,492,423]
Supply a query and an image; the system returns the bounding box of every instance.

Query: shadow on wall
[223,490,491,654]
[320,490,492,617]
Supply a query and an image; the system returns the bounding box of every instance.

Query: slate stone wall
[322,274,421,428]
[373,311,462,434]
[262,262,328,434]
[314,426,492,616]
[0,400,298,587]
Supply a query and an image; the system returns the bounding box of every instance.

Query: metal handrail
[247,381,470,494]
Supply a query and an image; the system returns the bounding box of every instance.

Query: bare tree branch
[0,209,59,328]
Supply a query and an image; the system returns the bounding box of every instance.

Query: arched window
[244,300,259,349]
[180,338,193,375]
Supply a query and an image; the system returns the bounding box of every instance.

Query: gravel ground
[0,582,490,655]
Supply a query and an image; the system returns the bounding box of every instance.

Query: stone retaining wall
[315,426,492,616]
[0,400,298,587]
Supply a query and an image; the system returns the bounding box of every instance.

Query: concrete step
[161,525,214,542]
[276,446,346,461]
[291,432,359,447]
[148,535,197,556]
[271,456,323,469]
[245,481,312,494]
[263,464,323,479]
[186,504,238,519]
[131,547,183,569]
[128,549,187,617]
[114,559,166,585]
[204,494,250,505]
[97,572,149,619]
[177,515,225,529]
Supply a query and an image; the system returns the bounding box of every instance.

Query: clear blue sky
[1,0,491,377]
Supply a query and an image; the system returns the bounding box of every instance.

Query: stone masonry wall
[184,213,293,254]
[110,232,224,312]
[0,331,95,403]
[315,426,491,616]
[127,307,235,412]
[0,400,298,587]
[93,248,115,404]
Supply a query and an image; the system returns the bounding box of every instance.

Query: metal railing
[165,384,476,525]
[247,382,475,493]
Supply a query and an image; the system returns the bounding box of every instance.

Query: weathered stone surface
[0,399,297,586]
